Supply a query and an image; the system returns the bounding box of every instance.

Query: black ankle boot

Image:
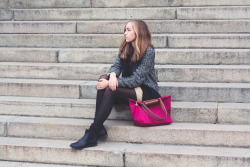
[99,125,108,140]
[70,124,103,150]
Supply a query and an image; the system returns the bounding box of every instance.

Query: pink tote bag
[129,95,172,127]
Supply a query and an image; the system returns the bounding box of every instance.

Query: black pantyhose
[93,87,137,127]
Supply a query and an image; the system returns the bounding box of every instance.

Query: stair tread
[1,137,250,157]
[1,78,249,87]
[1,115,250,131]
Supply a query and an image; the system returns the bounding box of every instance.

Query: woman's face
[124,22,136,43]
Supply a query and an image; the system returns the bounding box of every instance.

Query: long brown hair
[119,20,154,62]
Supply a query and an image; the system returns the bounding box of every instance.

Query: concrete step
[1,34,250,48]
[91,0,250,7]
[168,34,250,49]
[1,20,250,34]
[218,103,250,124]
[0,9,12,21]
[0,48,58,63]
[2,115,250,147]
[0,78,83,99]
[1,48,249,65]
[8,0,91,9]
[177,6,250,20]
[0,96,221,123]
[0,34,166,48]
[10,7,250,21]
[0,47,247,65]
[0,161,82,167]
[81,81,250,103]
[1,62,249,83]
[78,20,250,34]
[0,137,250,167]
[1,79,249,103]
[4,0,250,9]
[1,96,249,124]
[0,21,76,34]
[13,8,176,21]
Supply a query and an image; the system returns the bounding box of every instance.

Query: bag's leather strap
[140,98,167,121]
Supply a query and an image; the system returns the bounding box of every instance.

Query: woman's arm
[107,55,122,78]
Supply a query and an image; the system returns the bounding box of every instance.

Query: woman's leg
[70,86,136,149]
[93,87,137,128]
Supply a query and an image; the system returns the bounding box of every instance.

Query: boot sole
[70,142,97,150]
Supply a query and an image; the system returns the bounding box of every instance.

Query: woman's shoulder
[145,46,155,56]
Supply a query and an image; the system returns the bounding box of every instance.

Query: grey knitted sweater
[108,47,158,92]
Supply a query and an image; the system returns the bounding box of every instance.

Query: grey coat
[108,47,158,92]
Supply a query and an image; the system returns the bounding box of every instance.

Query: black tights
[93,86,137,128]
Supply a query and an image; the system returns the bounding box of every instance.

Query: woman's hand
[96,79,109,90]
[109,73,118,91]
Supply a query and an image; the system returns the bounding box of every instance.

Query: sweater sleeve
[107,55,122,77]
[118,48,155,88]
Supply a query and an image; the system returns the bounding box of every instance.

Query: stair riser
[6,121,250,147]
[0,35,166,48]
[0,10,12,21]
[178,7,250,20]
[81,84,250,103]
[159,86,250,103]
[158,67,250,83]
[1,21,250,34]
[0,22,76,34]
[0,144,124,167]
[218,104,250,124]
[2,48,250,65]
[1,64,249,83]
[1,34,250,49]
[13,8,176,21]
[92,0,250,7]
[78,20,250,34]
[168,35,250,49]
[0,49,57,63]
[5,0,250,8]
[0,82,80,98]
[0,101,218,123]
[8,0,91,8]
[126,152,250,167]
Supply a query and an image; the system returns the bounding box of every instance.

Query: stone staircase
[0,0,250,166]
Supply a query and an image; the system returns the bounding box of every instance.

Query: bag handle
[139,98,168,121]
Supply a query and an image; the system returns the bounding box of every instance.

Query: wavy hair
[119,20,154,62]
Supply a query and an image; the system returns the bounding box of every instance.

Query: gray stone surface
[77,20,250,34]
[178,7,250,20]
[80,81,250,103]
[159,82,250,103]
[218,103,250,124]
[0,137,125,166]
[5,116,250,147]
[0,22,76,33]
[0,96,219,123]
[155,49,250,65]
[125,144,250,167]
[92,0,250,7]
[0,0,8,9]
[0,137,250,167]
[0,161,83,167]
[0,34,166,48]
[9,0,91,8]
[0,10,13,20]
[0,48,57,62]
[14,8,176,21]
[168,34,250,48]
[157,65,250,83]
[0,78,82,98]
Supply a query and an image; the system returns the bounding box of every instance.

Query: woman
[70,20,160,149]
